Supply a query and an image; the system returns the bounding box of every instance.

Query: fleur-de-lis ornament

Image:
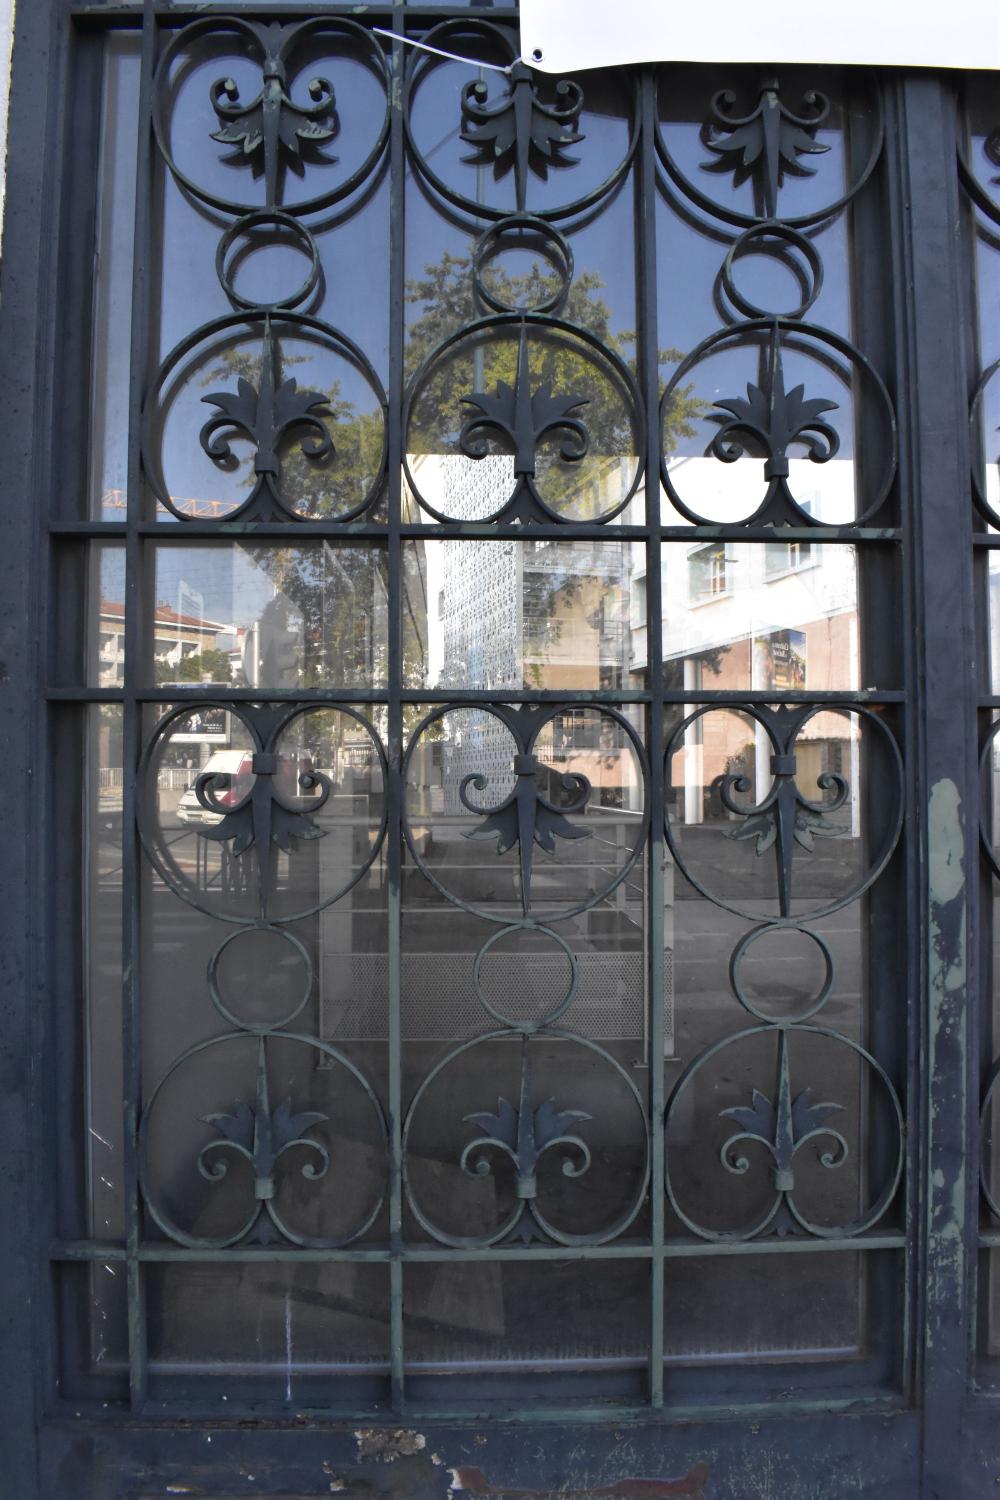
[720,1030,846,1206]
[704,78,830,219]
[461,60,583,213]
[710,323,839,526]
[459,321,590,523]
[198,1037,329,1243]
[462,1037,591,1244]
[719,705,847,917]
[210,21,338,207]
[195,727,332,919]
[200,318,333,522]
[460,730,591,914]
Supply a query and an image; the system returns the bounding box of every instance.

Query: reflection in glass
[151,544,388,689]
[147,1263,388,1371]
[142,702,385,926]
[62,544,127,689]
[89,35,141,521]
[405,323,640,524]
[659,541,861,691]
[147,320,385,523]
[404,539,644,692]
[86,705,128,1377]
[665,1253,864,1360]
[88,705,124,1242]
[404,1259,648,1370]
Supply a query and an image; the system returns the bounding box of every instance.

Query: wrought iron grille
[48,3,916,1422]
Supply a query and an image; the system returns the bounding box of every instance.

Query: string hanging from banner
[373,28,521,75]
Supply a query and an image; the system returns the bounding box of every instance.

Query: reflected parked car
[176,749,253,826]
[175,750,331,826]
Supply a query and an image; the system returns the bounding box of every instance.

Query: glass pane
[88,705,124,1241]
[665,1253,864,1360]
[150,544,388,689]
[147,1263,388,1370]
[404,540,644,691]
[89,34,141,521]
[405,1260,648,1368]
[656,67,889,528]
[662,542,862,692]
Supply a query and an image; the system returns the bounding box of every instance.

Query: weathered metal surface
[0,0,994,1493]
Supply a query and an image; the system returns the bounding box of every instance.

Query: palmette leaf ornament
[461,60,584,211]
[709,323,840,525]
[195,748,332,919]
[704,79,830,218]
[209,21,338,206]
[459,321,590,523]
[461,1038,593,1244]
[199,317,333,521]
[716,705,849,917]
[720,1032,847,1200]
[460,748,591,915]
[198,1038,330,1228]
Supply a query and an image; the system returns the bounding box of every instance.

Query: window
[4,6,991,1489]
[687,543,731,600]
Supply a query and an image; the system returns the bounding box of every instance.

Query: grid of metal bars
[45,2,920,1422]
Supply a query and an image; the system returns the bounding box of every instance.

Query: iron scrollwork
[663,705,905,1241]
[146,17,390,524]
[142,310,388,523]
[703,81,830,220]
[139,701,387,926]
[152,16,390,218]
[656,70,894,528]
[401,18,642,525]
[137,704,389,1249]
[402,704,650,1247]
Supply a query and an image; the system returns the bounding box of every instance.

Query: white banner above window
[520,0,1000,72]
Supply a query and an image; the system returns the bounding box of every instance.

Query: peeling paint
[446,1460,710,1498]
[928,778,965,907]
[354,1427,428,1463]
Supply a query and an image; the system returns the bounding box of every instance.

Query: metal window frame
[0,2,995,1494]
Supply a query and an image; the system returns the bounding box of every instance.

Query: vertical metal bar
[386,6,406,1414]
[121,0,157,1413]
[0,0,72,1483]
[637,67,665,1409]
[889,76,978,1490]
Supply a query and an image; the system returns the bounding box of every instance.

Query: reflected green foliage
[405,253,704,462]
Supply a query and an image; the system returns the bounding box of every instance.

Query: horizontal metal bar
[71,3,523,20]
[663,689,907,704]
[50,521,128,538]
[48,685,907,704]
[387,1395,905,1425]
[664,1234,906,1257]
[47,688,125,702]
[53,1241,650,1264]
[48,1392,907,1427]
[53,1235,904,1264]
[977,1230,1000,1247]
[50,519,902,544]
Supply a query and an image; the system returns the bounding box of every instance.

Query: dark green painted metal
[5,0,1000,1492]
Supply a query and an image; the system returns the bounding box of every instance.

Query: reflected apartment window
[688,542,730,600]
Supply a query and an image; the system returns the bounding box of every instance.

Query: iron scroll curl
[402,701,649,926]
[663,702,904,924]
[151,16,391,218]
[404,311,645,526]
[138,700,389,927]
[141,309,389,524]
[403,19,639,229]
